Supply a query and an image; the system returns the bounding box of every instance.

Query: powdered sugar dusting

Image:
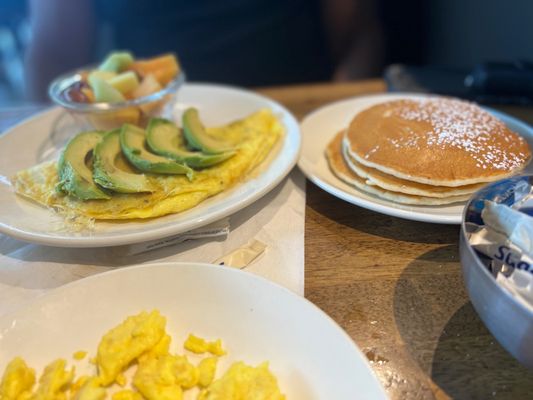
[389,97,528,170]
[365,145,380,159]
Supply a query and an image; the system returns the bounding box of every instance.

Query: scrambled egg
[72,351,88,361]
[133,354,198,399]
[0,310,285,399]
[96,310,166,386]
[184,335,226,356]
[112,390,143,400]
[31,359,74,400]
[199,362,285,400]
[197,358,218,388]
[139,333,171,362]
[72,377,106,400]
[12,110,282,223]
[0,357,35,400]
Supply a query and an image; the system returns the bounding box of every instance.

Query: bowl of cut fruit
[49,51,184,130]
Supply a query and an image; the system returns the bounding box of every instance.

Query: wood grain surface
[257,81,533,400]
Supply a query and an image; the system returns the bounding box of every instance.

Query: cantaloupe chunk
[80,87,95,102]
[128,54,180,86]
[131,74,166,115]
[131,74,162,99]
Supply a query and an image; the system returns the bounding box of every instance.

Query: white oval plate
[0,84,300,247]
[0,262,387,399]
[299,93,533,224]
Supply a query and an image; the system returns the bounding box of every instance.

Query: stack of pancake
[326,97,531,205]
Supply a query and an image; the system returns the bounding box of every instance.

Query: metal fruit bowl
[460,175,533,368]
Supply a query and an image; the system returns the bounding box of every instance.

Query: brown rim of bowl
[48,68,186,113]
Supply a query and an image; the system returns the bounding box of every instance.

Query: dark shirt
[95,0,333,86]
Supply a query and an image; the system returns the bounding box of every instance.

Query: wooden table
[259,80,533,400]
[2,81,532,399]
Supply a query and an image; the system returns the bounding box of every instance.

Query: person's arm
[321,0,384,81]
[24,0,94,102]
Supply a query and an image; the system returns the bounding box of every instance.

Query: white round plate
[299,93,533,224]
[0,262,387,399]
[0,83,300,247]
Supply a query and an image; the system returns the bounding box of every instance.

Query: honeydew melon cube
[90,76,125,103]
[98,51,134,73]
[108,71,140,95]
[87,70,116,87]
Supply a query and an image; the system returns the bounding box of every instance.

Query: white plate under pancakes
[0,83,300,247]
[299,93,533,224]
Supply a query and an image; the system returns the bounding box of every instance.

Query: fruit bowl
[48,63,185,131]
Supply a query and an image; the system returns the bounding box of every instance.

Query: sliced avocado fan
[146,118,235,168]
[57,131,110,200]
[93,129,153,193]
[182,108,234,154]
[120,124,194,179]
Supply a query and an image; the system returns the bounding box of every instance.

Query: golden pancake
[341,138,485,198]
[345,97,531,187]
[325,131,469,205]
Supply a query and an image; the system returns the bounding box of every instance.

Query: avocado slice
[120,124,194,179]
[182,108,234,154]
[146,118,235,168]
[57,131,110,200]
[98,51,134,73]
[93,129,153,193]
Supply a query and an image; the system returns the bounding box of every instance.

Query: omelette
[12,109,282,224]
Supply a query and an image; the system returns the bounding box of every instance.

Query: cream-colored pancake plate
[298,93,533,224]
